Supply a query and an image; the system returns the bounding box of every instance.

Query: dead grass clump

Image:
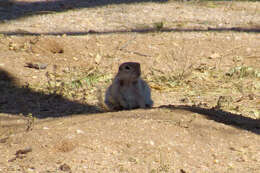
[55,140,76,153]
[226,66,260,79]
[147,42,194,91]
[42,65,112,103]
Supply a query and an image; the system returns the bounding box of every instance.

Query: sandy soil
[0,0,260,172]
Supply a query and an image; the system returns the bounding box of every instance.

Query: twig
[15,147,32,155]
[216,45,244,69]
[222,45,244,57]
[118,34,137,50]
[122,49,151,57]
[8,147,32,162]
[118,34,152,57]
[244,55,260,59]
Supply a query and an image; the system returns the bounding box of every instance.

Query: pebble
[76,129,84,134]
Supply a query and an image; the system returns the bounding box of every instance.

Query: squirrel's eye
[125,65,130,70]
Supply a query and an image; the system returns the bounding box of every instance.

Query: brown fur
[105,62,153,111]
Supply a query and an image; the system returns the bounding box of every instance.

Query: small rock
[27,168,35,172]
[214,159,219,164]
[180,98,189,103]
[76,129,84,134]
[248,94,255,100]
[180,169,187,173]
[15,147,32,155]
[25,62,48,70]
[59,163,71,172]
[208,53,220,59]
[95,54,102,64]
[0,137,8,143]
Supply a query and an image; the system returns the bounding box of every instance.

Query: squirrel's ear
[119,65,123,71]
[137,63,141,71]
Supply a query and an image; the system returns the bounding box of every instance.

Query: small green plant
[226,66,260,79]
[44,65,111,102]
[157,164,170,172]
[154,21,164,31]
[26,113,35,131]
[150,74,182,88]
[148,43,194,91]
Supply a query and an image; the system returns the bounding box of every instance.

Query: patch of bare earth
[0,0,260,172]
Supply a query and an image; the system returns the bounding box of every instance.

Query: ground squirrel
[105,62,153,110]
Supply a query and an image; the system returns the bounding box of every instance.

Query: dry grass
[19,47,259,120]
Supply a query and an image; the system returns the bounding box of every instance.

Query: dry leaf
[95,54,102,64]
[150,85,164,90]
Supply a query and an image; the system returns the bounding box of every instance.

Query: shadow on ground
[0,0,168,21]
[0,26,259,37]
[159,105,260,135]
[1,68,259,135]
[0,68,102,118]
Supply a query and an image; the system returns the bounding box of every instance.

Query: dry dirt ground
[0,0,260,172]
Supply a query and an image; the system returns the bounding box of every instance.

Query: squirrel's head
[118,62,141,80]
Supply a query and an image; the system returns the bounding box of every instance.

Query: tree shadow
[1,67,259,136]
[0,26,259,37]
[0,68,102,118]
[0,0,168,21]
[159,104,260,135]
